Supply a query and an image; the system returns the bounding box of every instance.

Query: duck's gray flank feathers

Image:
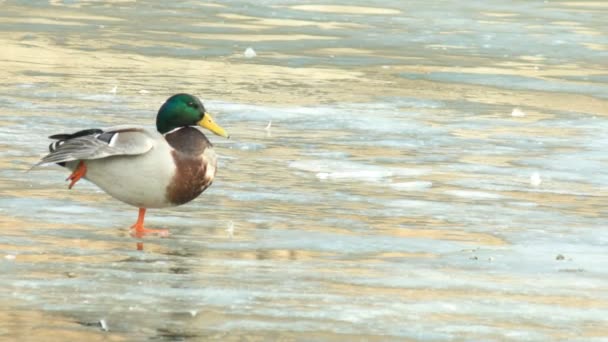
[35,126,155,167]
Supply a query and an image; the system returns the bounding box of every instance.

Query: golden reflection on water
[216,13,368,30]
[3,33,608,116]
[327,281,608,310]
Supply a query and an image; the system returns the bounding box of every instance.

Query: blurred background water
[1,0,607,341]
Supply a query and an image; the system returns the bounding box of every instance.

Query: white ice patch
[99,319,108,331]
[511,107,526,117]
[244,47,257,58]
[77,94,119,102]
[388,199,434,208]
[231,142,266,151]
[390,181,433,191]
[289,159,427,183]
[444,189,503,200]
[508,201,538,207]
[226,221,234,238]
[316,170,390,181]
[265,120,272,137]
[530,172,542,187]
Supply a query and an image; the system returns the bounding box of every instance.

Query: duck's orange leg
[130,208,170,238]
[66,161,87,189]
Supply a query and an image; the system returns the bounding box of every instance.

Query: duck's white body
[67,138,176,208]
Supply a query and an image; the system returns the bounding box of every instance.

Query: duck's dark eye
[187,102,198,109]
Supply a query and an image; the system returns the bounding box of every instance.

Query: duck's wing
[34,125,157,167]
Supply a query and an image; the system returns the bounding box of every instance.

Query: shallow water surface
[1,1,608,341]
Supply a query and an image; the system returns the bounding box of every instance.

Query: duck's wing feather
[34,125,157,167]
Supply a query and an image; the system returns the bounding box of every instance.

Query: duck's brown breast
[164,127,216,206]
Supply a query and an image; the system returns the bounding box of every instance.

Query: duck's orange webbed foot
[131,225,170,238]
[66,161,87,189]
[129,208,170,238]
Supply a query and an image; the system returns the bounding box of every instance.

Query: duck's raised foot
[66,160,87,189]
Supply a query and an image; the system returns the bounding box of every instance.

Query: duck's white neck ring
[163,126,188,136]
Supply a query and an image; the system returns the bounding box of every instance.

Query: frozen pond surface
[1,0,607,340]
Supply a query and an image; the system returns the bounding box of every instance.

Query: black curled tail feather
[49,128,103,141]
[49,141,67,166]
[48,128,104,152]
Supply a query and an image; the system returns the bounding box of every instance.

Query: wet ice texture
[1,0,608,341]
[2,86,607,340]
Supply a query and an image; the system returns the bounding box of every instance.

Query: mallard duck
[35,93,229,237]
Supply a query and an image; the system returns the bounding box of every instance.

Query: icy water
[1,1,608,341]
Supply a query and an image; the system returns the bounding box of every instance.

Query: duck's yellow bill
[198,112,229,138]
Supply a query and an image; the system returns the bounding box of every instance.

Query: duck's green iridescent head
[156,93,229,138]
